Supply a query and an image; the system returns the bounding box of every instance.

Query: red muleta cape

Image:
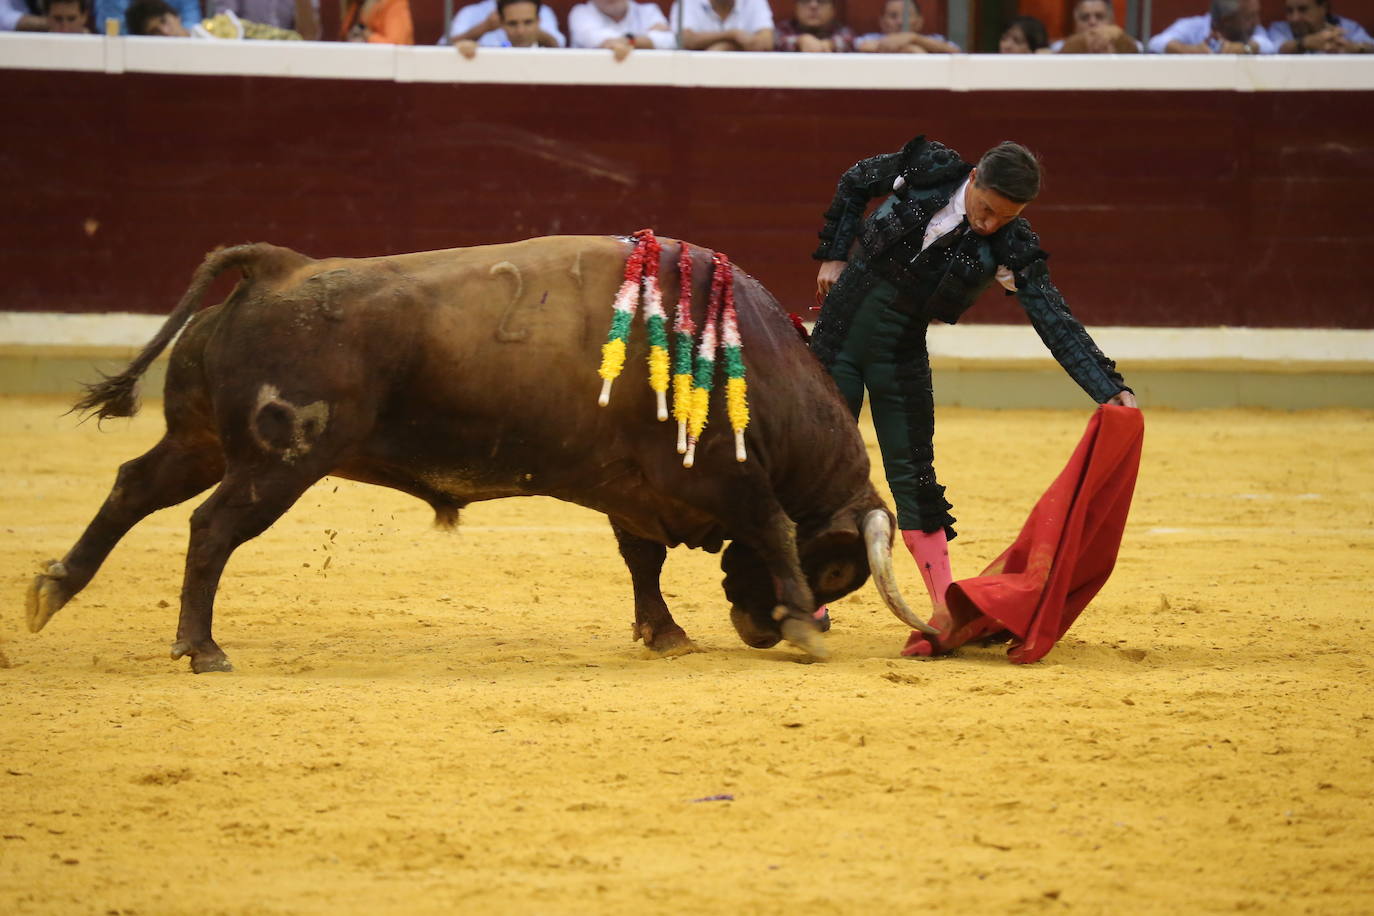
[935,405,1145,664]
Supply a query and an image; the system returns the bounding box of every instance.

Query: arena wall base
[4,348,1370,410]
[4,316,1370,409]
[929,362,1374,410]
[0,348,168,401]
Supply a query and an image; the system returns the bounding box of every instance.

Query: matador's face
[964,172,1029,236]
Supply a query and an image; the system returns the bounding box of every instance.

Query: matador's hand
[1108,390,1138,408]
[816,260,846,307]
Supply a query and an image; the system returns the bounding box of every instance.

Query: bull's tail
[73,243,291,421]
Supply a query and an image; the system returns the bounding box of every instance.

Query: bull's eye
[816,562,855,594]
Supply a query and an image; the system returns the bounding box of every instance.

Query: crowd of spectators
[3,0,1369,54]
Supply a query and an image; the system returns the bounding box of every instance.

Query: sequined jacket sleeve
[812,149,910,262]
[997,220,1130,403]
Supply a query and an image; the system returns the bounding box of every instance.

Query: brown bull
[25,236,932,672]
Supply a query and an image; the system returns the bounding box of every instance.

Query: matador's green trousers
[822,268,956,537]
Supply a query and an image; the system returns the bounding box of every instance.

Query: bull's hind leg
[610,520,695,655]
[171,464,320,673]
[26,435,224,633]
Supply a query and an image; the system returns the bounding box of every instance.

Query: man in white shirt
[46,0,92,31]
[855,0,959,53]
[443,0,565,47]
[1268,0,1372,52]
[569,0,675,57]
[455,0,558,53]
[2,0,47,30]
[1049,0,1143,52]
[667,0,773,51]
[1147,0,1277,52]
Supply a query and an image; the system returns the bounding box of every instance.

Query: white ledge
[3,33,1373,90]
[926,325,1374,364]
[4,313,1371,365]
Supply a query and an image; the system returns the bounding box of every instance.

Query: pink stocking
[900,528,953,656]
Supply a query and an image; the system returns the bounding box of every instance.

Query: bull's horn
[862,509,940,636]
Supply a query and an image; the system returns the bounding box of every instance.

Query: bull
[25,236,933,672]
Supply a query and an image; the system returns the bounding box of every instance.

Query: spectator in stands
[1,0,45,30]
[668,0,774,51]
[998,15,1048,51]
[1268,0,1372,51]
[95,0,197,34]
[1052,0,1141,51]
[46,0,92,31]
[444,0,563,47]
[341,0,412,42]
[1147,0,1276,52]
[774,0,855,51]
[209,0,316,38]
[569,0,675,58]
[455,0,555,54]
[856,0,958,52]
[128,0,302,35]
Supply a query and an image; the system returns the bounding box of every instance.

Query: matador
[809,135,1138,654]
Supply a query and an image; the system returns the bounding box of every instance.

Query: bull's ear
[799,524,869,605]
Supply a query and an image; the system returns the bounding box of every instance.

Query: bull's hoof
[170,640,234,674]
[642,626,698,657]
[191,655,234,674]
[780,617,830,661]
[25,560,70,633]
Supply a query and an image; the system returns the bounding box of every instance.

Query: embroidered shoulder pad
[991,217,1046,272]
[897,135,971,190]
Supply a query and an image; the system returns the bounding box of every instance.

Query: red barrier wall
[3,69,1371,328]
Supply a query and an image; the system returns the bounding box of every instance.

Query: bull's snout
[729,605,829,660]
[730,605,782,649]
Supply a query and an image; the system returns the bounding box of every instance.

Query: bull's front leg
[610,520,695,655]
[753,511,828,660]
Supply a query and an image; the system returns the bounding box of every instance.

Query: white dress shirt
[1,0,29,30]
[910,175,1018,292]
[569,1,676,48]
[1146,14,1277,52]
[666,0,773,36]
[442,0,567,47]
[1267,15,1372,47]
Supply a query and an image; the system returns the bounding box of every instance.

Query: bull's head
[721,508,936,654]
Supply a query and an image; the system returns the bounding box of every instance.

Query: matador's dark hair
[975,141,1042,204]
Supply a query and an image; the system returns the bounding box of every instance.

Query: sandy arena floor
[1,394,1372,914]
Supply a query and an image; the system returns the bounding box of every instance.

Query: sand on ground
[1,395,1371,914]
